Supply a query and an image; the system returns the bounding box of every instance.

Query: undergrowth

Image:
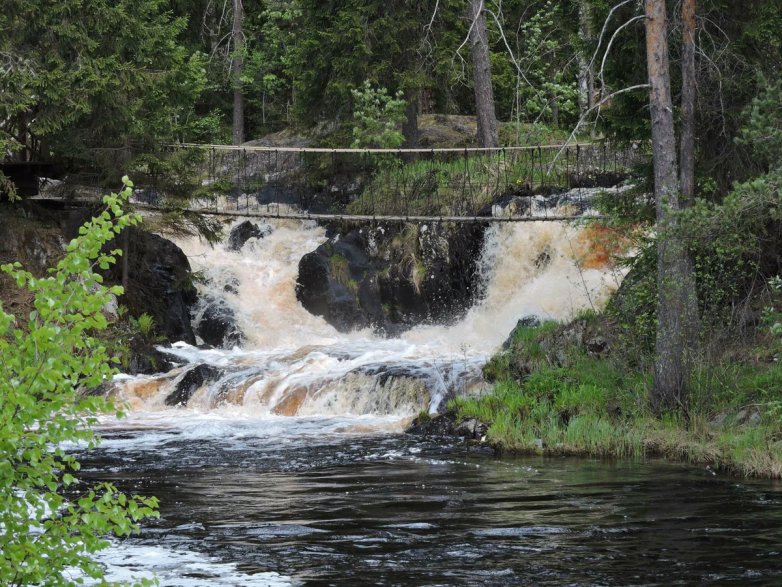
[452,320,782,478]
[346,150,571,217]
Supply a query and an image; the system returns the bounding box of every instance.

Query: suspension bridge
[27,142,643,223]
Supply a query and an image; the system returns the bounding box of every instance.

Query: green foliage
[0,0,207,179]
[454,318,782,477]
[243,2,302,134]
[606,158,782,349]
[510,1,578,123]
[351,82,407,149]
[348,150,563,217]
[329,254,350,285]
[136,313,156,337]
[0,179,159,586]
[292,0,429,127]
[739,75,782,169]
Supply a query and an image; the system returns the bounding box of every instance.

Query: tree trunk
[645,0,699,412]
[121,228,130,292]
[468,0,499,148]
[550,92,559,127]
[577,1,594,115]
[231,0,244,146]
[402,89,419,149]
[680,0,696,207]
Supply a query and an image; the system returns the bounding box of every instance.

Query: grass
[346,149,574,217]
[452,319,782,478]
[329,254,350,286]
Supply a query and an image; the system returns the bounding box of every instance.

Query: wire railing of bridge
[70,142,645,223]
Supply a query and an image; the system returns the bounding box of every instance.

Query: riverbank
[451,316,782,479]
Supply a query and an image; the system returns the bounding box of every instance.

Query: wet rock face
[126,334,178,376]
[407,411,459,437]
[195,296,243,349]
[99,228,198,345]
[124,230,198,345]
[228,220,272,251]
[501,316,542,350]
[165,364,223,407]
[406,411,488,440]
[296,222,486,336]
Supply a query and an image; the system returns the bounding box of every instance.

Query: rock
[228,221,272,251]
[106,229,198,345]
[406,411,459,437]
[585,336,608,357]
[709,412,728,428]
[165,364,223,407]
[195,297,243,349]
[558,322,586,348]
[559,408,573,426]
[456,418,489,440]
[502,315,542,350]
[126,334,177,376]
[736,306,761,329]
[296,223,486,335]
[223,274,240,295]
[735,408,762,426]
[509,357,535,381]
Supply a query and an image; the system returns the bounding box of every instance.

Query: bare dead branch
[547,84,651,174]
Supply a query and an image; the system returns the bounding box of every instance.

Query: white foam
[105,215,623,433]
[82,542,291,586]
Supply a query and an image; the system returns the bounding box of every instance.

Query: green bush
[0,178,159,587]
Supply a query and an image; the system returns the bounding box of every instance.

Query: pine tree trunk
[402,89,419,149]
[645,0,699,412]
[232,0,244,146]
[680,0,697,208]
[468,0,499,148]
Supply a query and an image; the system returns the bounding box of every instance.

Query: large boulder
[228,220,272,251]
[296,222,486,335]
[195,296,243,348]
[501,316,542,350]
[105,229,198,345]
[406,411,459,437]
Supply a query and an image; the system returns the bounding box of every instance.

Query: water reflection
[75,429,782,586]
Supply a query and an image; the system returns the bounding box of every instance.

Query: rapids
[108,214,623,421]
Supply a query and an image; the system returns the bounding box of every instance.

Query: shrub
[350,81,407,149]
[0,178,159,587]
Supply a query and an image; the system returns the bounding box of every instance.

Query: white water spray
[107,201,625,428]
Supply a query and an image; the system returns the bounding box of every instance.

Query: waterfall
[106,211,625,429]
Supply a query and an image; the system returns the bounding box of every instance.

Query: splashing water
[107,202,624,431]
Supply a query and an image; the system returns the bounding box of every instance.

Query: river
[82,216,782,585]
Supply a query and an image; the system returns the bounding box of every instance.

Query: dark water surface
[75,425,782,586]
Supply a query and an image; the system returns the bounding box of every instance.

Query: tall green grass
[347,150,570,217]
[453,319,782,478]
